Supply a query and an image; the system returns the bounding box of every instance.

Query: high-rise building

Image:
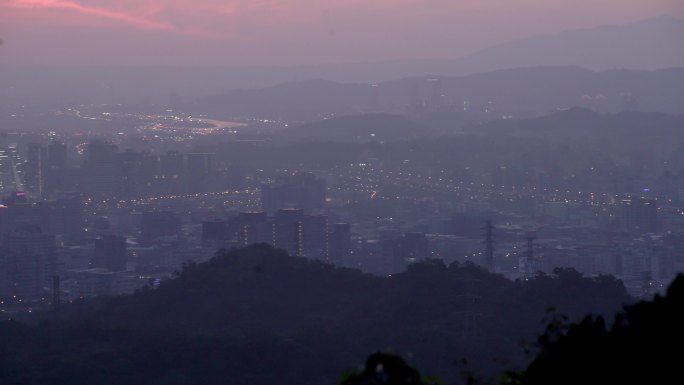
[159,150,185,179]
[35,194,84,236]
[157,150,186,194]
[25,144,46,195]
[141,211,182,242]
[84,141,118,199]
[0,145,23,193]
[274,208,304,256]
[225,165,247,190]
[202,219,229,244]
[429,78,445,110]
[329,223,351,261]
[0,227,56,299]
[93,235,127,272]
[301,214,328,259]
[45,141,68,193]
[0,193,83,237]
[0,192,37,234]
[261,172,326,214]
[393,232,429,271]
[186,153,214,193]
[116,149,158,198]
[235,212,273,246]
[3,226,56,256]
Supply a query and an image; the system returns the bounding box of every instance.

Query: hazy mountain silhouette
[1,16,681,108]
[459,15,684,72]
[194,67,684,121]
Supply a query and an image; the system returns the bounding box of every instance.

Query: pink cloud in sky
[3,0,178,31]
[2,0,682,37]
[1,0,304,31]
[0,0,507,34]
[0,0,681,66]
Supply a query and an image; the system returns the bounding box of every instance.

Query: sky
[0,0,682,67]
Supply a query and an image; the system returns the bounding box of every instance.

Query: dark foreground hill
[520,275,684,385]
[0,245,632,385]
[345,276,684,385]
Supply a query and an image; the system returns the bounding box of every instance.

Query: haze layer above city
[1,0,684,101]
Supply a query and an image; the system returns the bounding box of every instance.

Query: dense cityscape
[1,1,683,384]
[2,82,683,316]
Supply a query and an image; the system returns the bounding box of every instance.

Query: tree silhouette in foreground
[518,274,684,385]
[341,353,436,385]
[354,274,684,385]
[0,245,633,385]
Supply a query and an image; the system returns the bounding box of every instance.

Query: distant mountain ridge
[193,67,684,121]
[460,15,684,72]
[1,15,681,107]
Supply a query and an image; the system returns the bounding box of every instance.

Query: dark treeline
[0,245,631,385]
[344,274,684,385]
[519,274,684,385]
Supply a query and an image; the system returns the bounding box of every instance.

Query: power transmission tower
[482,220,495,271]
[523,234,539,278]
[526,236,535,265]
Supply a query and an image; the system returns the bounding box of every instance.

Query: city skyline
[0,2,683,383]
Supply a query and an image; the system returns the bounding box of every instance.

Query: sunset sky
[0,0,682,66]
